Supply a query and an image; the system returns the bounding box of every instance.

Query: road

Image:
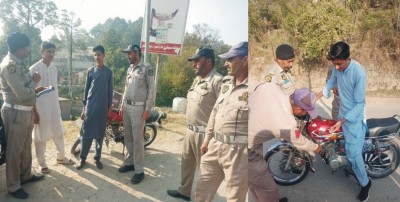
[263,96,400,202]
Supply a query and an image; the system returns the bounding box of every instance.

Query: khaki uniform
[0,53,36,192]
[248,83,318,202]
[327,66,340,120]
[264,61,296,95]
[195,76,248,202]
[177,68,222,197]
[122,60,155,174]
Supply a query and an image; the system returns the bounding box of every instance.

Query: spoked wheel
[265,147,310,186]
[144,125,157,147]
[70,138,81,156]
[365,139,400,178]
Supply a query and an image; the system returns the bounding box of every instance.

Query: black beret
[7,32,30,53]
[276,44,295,60]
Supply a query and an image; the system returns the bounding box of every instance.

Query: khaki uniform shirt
[205,76,248,140]
[248,83,317,154]
[0,52,35,106]
[186,69,222,126]
[122,60,155,111]
[264,61,296,95]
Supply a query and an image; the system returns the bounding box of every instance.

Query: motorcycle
[71,107,167,156]
[265,114,400,186]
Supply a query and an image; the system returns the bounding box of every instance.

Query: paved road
[263,96,400,202]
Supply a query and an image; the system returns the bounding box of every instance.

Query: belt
[188,124,205,133]
[126,100,145,106]
[214,132,247,144]
[2,102,33,111]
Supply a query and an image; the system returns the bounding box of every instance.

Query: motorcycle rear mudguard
[265,139,316,173]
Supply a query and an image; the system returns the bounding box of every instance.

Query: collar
[232,77,248,88]
[198,68,216,82]
[342,59,353,72]
[272,61,290,74]
[131,59,143,69]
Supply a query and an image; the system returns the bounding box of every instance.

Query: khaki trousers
[248,151,279,202]
[331,95,340,120]
[123,105,145,174]
[1,107,34,192]
[195,139,248,202]
[35,135,65,168]
[177,129,203,197]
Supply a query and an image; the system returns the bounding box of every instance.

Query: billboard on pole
[141,0,190,55]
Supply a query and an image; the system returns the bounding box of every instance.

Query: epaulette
[222,75,233,83]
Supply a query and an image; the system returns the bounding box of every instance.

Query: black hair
[41,41,56,51]
[7,32,30,53]
[93,45,105,54]
[327,41,350,60]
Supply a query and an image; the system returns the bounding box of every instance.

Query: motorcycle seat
[366,117,400,137]
[147,110,160,123]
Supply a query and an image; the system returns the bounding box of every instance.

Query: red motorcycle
[71,107,166,156]
[265,115,400,185]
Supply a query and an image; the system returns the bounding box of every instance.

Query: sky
[1,0,248,46]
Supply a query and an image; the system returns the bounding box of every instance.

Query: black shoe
[358,178,372,202]
[118,165,135,173]
[279,197,288,202]
[76,159,86,170]
[131,173,145,184]
[10,188,29,199]
[167,189,190,201]
[21,175,45,185]
[95,160,103,169]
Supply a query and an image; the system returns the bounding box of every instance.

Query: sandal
[57,158,76,165]
[41,167,50,174]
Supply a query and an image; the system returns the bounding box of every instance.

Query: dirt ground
[0,110,227,202]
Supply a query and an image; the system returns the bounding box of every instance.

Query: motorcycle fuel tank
[307,117,343,142]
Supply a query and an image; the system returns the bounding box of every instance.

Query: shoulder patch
[281,74,288,81]
[147,68,154,76]
[238,91,249,103]
[7,64,16,74]
[265,74,273,82]
[221,85,229,94]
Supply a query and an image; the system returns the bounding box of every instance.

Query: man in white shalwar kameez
[29,42,74,174]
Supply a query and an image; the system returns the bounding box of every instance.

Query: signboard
[141,0,190,55]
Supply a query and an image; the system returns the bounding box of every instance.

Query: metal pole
[144,0,151,63]
[153,54,162,105]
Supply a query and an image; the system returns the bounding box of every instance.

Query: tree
[156,24,230,106]
[0,0,58,65]
[58,9,82,101]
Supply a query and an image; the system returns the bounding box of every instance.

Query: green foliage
[0,0,58,65]
[156,24,230,106]
[284,1,352,62]
[156,46,197,106]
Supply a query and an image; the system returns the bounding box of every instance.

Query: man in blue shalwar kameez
[316,41,371,202]
[77,45,113,170]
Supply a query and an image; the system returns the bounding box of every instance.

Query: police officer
[118,44,155,184]
[0,32,45,199]
[195,42,248,202]
[248,84,322,202]
[167,47,222,201]
[264,44,296,95]
[326,66,340,120]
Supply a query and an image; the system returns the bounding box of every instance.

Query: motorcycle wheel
[70,138,81,156]
[265,147,310,186]
[365,139,400,178]
[144,125,157,147]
